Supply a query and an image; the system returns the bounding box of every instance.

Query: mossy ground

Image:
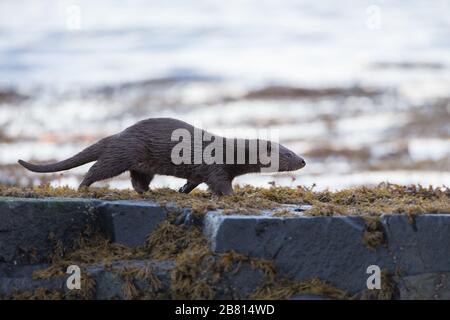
[249,278,349,300]
[1,182,449,217]
[362,216,386,250]
[1,183,448,300]
[0,209,350,300]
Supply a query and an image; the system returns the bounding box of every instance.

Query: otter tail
[18,137,110,173]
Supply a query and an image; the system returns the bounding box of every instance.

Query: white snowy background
[0,0,449,191]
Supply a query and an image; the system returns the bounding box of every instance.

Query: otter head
[257,140,306,173]
[278,144,306,172]
[276,143,306,172]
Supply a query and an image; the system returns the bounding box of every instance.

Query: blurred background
[0,0,449,191]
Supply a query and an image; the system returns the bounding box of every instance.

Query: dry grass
[249,278,349,300]
[304,183,450,216]
[362,216,386,250]
[358,270,397,300]
[1,183,449,217]
[16,214,278,300]
[1,183,448,300]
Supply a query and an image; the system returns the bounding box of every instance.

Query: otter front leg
[130,170,154,194]
[179,181,199,194]
[208,180,234,196]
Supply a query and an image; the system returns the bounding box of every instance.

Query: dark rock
[214,262,267,299]
[98,200,167,247]
[0,258,267,299]
[397,273,450,300]
[0,259,174,299]
[3,197,450,299]
[0,263,64,296]
[0,262,51,277]
[382,214,450,275]
[204,212,395,294]
[205,212,450,296]
[0,276,65,296]
[0,197,101,265]
[86,259,174,299]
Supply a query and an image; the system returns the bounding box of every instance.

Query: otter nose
[300,158,306,167]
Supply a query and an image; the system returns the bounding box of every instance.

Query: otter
[18,118,306,196]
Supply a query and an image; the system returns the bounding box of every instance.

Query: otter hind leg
[130,170,153,194]
[208,180,233,196]
[79,159,129,189]
[179,181,199,194]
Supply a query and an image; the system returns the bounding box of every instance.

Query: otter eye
[286,153,292,158]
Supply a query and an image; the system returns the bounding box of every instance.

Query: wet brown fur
[18,118,305,196]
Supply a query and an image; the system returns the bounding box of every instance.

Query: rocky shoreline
[1,188,449,300]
